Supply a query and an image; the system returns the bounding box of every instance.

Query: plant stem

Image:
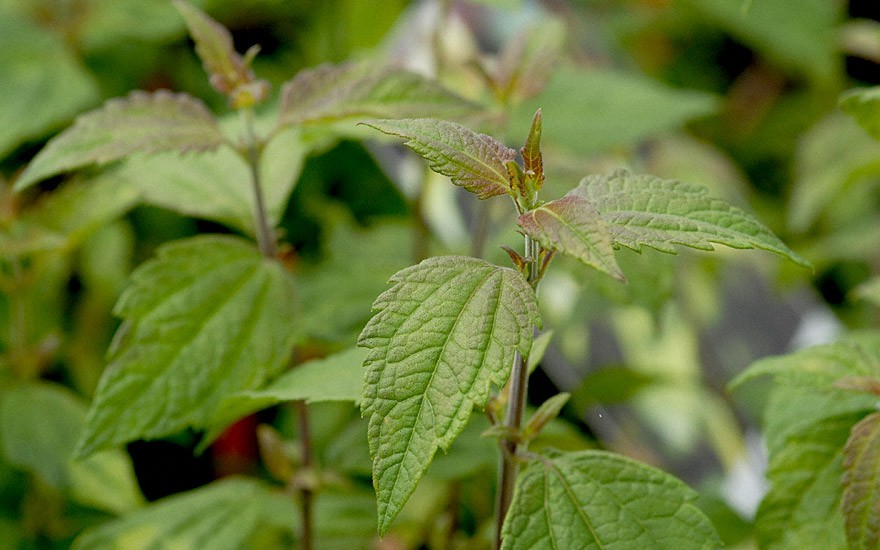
[294,399,314,550]
[494,234,540,548]
[240,108,313,549]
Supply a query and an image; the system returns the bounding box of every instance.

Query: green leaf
[494,18,565,103]
[72,477,296,550]
[0,14,99,159]
[362,118,517,199]
[278,61,479,128]
[678,0,839,83]
[518,195,625,281]
[172,0,265,102]
[206,347,366,444]
[509,65,718,155]
[570,365,659,409]
[573,170,811,268]
[15,90,227,191]
[359,255,540,533]
[854,277,880,306]
[0,382,143,514]
[841,86,880,141]
[501,450,721,549]
[523,393,570,440]
[843,411,880,550]
[755,412,858,549]
[75,235,297,458]
[527,330,554,374]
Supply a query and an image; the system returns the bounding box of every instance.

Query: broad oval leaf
[573,169,811,268]
[75,235,297,458]
[72,477,296,550]
[278,61,479,128]
[16,90,227,191]
[359,255,540,533]
[842,411,880,550]
[517,195,624,281]
[501,450,721,549]
[362,118,517,199]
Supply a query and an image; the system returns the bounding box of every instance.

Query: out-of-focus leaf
[359,256,540,533]
[570,365,659,409]
[72,477,296,550]
[103,126,306,233]
[842,411,880,550]
[677,0,840,82]
[0,15,99,159]
[527,330,554,373]
[494,18,565,103]
[756,412,858,549]
[518,195,624,281]
[854,277,880,306]
[841,86,880,140]
[75,236,297,458]
[363,118,516,199]
[278,61,479,129]
[509,65,718,155]
[16,91,227,191]
[0,382,143,514]
[574,170,811,268]
[502,451,721,549]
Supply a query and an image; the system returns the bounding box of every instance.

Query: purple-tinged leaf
[363,118,516,199]
[172,0,267,105]
[518,195,624,281]
[573,169,811,268]
[15,90,226,192]
[843,411,880,550]
[278,61,479,128]
[521,108,544,189]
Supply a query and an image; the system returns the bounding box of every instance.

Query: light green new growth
[842,412,880,550]
[358,256,540,533]
[15,91,226,191]
[573,170,812,268]
[501,450,722,549]
[840,86,880,140]
[361,118,517,199]
[75,235,297,458]
[278,61,479,128]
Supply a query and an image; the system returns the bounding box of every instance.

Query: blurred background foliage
[1,0,880,548]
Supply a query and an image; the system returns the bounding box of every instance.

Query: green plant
[358,110,809,547]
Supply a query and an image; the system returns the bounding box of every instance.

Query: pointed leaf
[523,393,570,440]
[527,330,554,374]
[359,256,540,532]
[494,18,565,103]
[362,118,517,199]
[521,108,544,189]
[278,61,479,128]
[841,86,880,141]
[15,90,226,191]
[755,412,859,549]
[75,235,297,458]
[518,195,624,281]
[501,450,721,549]
[843,411,880,550]
[172,0,265,103]
[72,478,297,550]
[573,170,811,268]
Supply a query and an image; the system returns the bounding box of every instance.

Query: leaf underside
[842,411,880,550]
[362,118,517,199]
[517,194,624,281]
[501,450,721,549]
[75,235,297,458]
[278,61,479,128]
[16,90,226,191]
[572,169,811,268]
[359,256,540,533]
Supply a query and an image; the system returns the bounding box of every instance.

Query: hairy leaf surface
[72,478,296,550]
[573,170,810,268]
[501,450,721,549]
[16,91,226,191]
[359,256,540,532]
[362,118,517,199]
[75,235,297,457]
[278,61,478,128]
[517,195,624,281]
[756,413,858,549]
[843,411,880,550]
